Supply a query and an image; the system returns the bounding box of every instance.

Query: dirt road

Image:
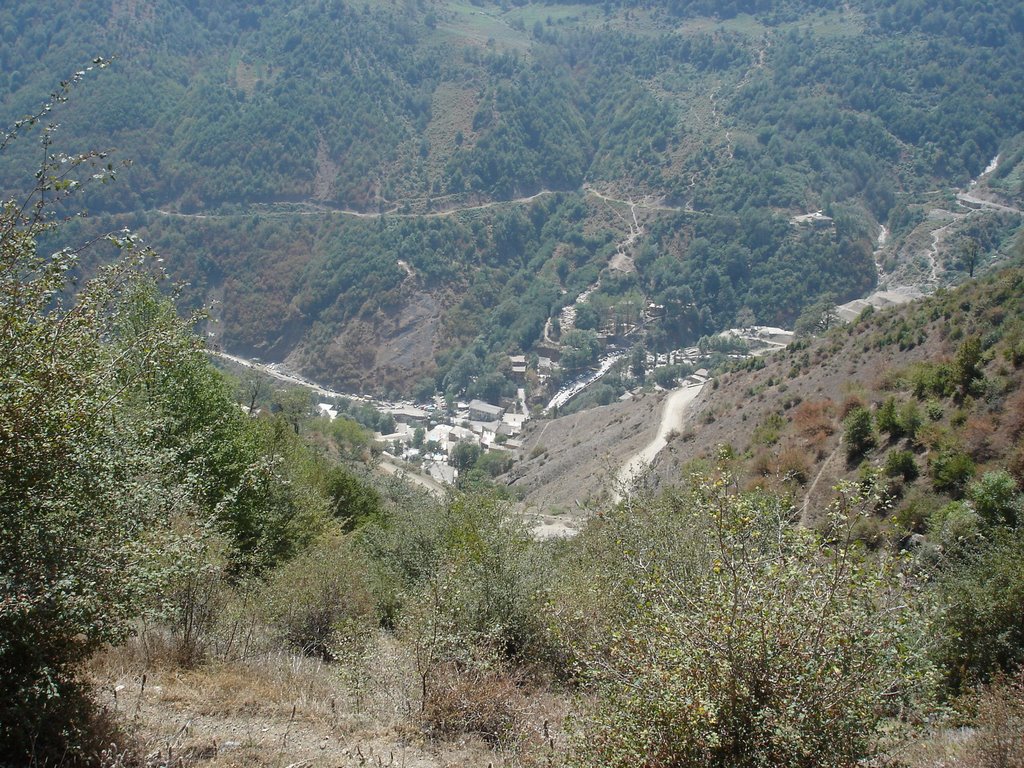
[613,381,705,503]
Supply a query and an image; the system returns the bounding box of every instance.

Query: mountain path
[800,443,843,526]
[612,382,705,504]
[155,189,560,222]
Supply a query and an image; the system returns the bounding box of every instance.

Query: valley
[4,2,1024,767]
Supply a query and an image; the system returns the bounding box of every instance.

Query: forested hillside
[1,0,1022,397]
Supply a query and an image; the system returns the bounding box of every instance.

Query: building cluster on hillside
[312,325,793,486]
[317,389,529,485]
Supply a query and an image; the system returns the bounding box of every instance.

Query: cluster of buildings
[311,326,791,487]
[317,393,529,486]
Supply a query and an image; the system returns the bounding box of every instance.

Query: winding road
[612,381,705,504]
[155,189,561,222]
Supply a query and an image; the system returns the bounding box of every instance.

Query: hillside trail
[842,154,1015,319]
[155,188,560,221]
[800,442,843,526]
[612,382,705,504]
[925,216,962,287]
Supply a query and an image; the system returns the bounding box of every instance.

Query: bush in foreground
[569,479,930,768]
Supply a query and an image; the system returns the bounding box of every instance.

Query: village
[304,324,794,488]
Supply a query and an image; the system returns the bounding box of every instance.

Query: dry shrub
[963,414,997,462]
[778,446,812,485]
[1000,389,1024,440]
[877,367,907,391]
[793,399,836,438]
[1009,440,1024,486]
[743,475,771,493]
[839,394,866,420]
[804,428,832,461]
[750,449,776,477]
[963,671,1024,768]
[421,662,527,747]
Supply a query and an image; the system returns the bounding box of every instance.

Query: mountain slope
[2,0,1023,394]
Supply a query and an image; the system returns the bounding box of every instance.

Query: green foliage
[876,397,901,439]
[909,362,956,400]
[931,447,977,497]
[794,294,840,338]
[953,336,985,398]
[2,0,1023,396]
[257,531,375,661]
[651,363,692,388]
[451,441,483,473]
[363,490,550,672]
[561,329,601,372]
[928,501,985,555]
[885,449,920,481]
[0,82,195,756]
[0,78,336,759]
[324,465,384,530]
[843,405,876,460]
[569,478,928,768]
[751,411,786,446]
[967,470,1022,528]
[898,399,924,441]
[935,529,1024,693]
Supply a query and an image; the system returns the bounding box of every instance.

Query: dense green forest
[1,0,1022,395]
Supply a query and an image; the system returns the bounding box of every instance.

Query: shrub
[928,501,985,555]
[751,412,786,446]
[968,471,1022,528]
[844,406,876,460]
[898,399,924,440]
[962,671,1024,768]
[259,531,375,660]
[792,399,835,438]
[420,661,526,746]
[931,448,977,497]
[778,446,812,485]
[569,479,928,768]
[909,362,955,399]
[885,449,920,481]
[963,415,998,461]
[934,529,1024,693]
[954,336,985,397]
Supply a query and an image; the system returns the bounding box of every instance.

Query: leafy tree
[959,237,980,278]
[794,294,839,338]
[630,344,646,382]
[451,441,482,472]
[561,329,601,371]
[0,70,191,759]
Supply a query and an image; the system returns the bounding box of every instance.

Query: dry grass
[900,671,1024,768]
[88,623,571,768]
